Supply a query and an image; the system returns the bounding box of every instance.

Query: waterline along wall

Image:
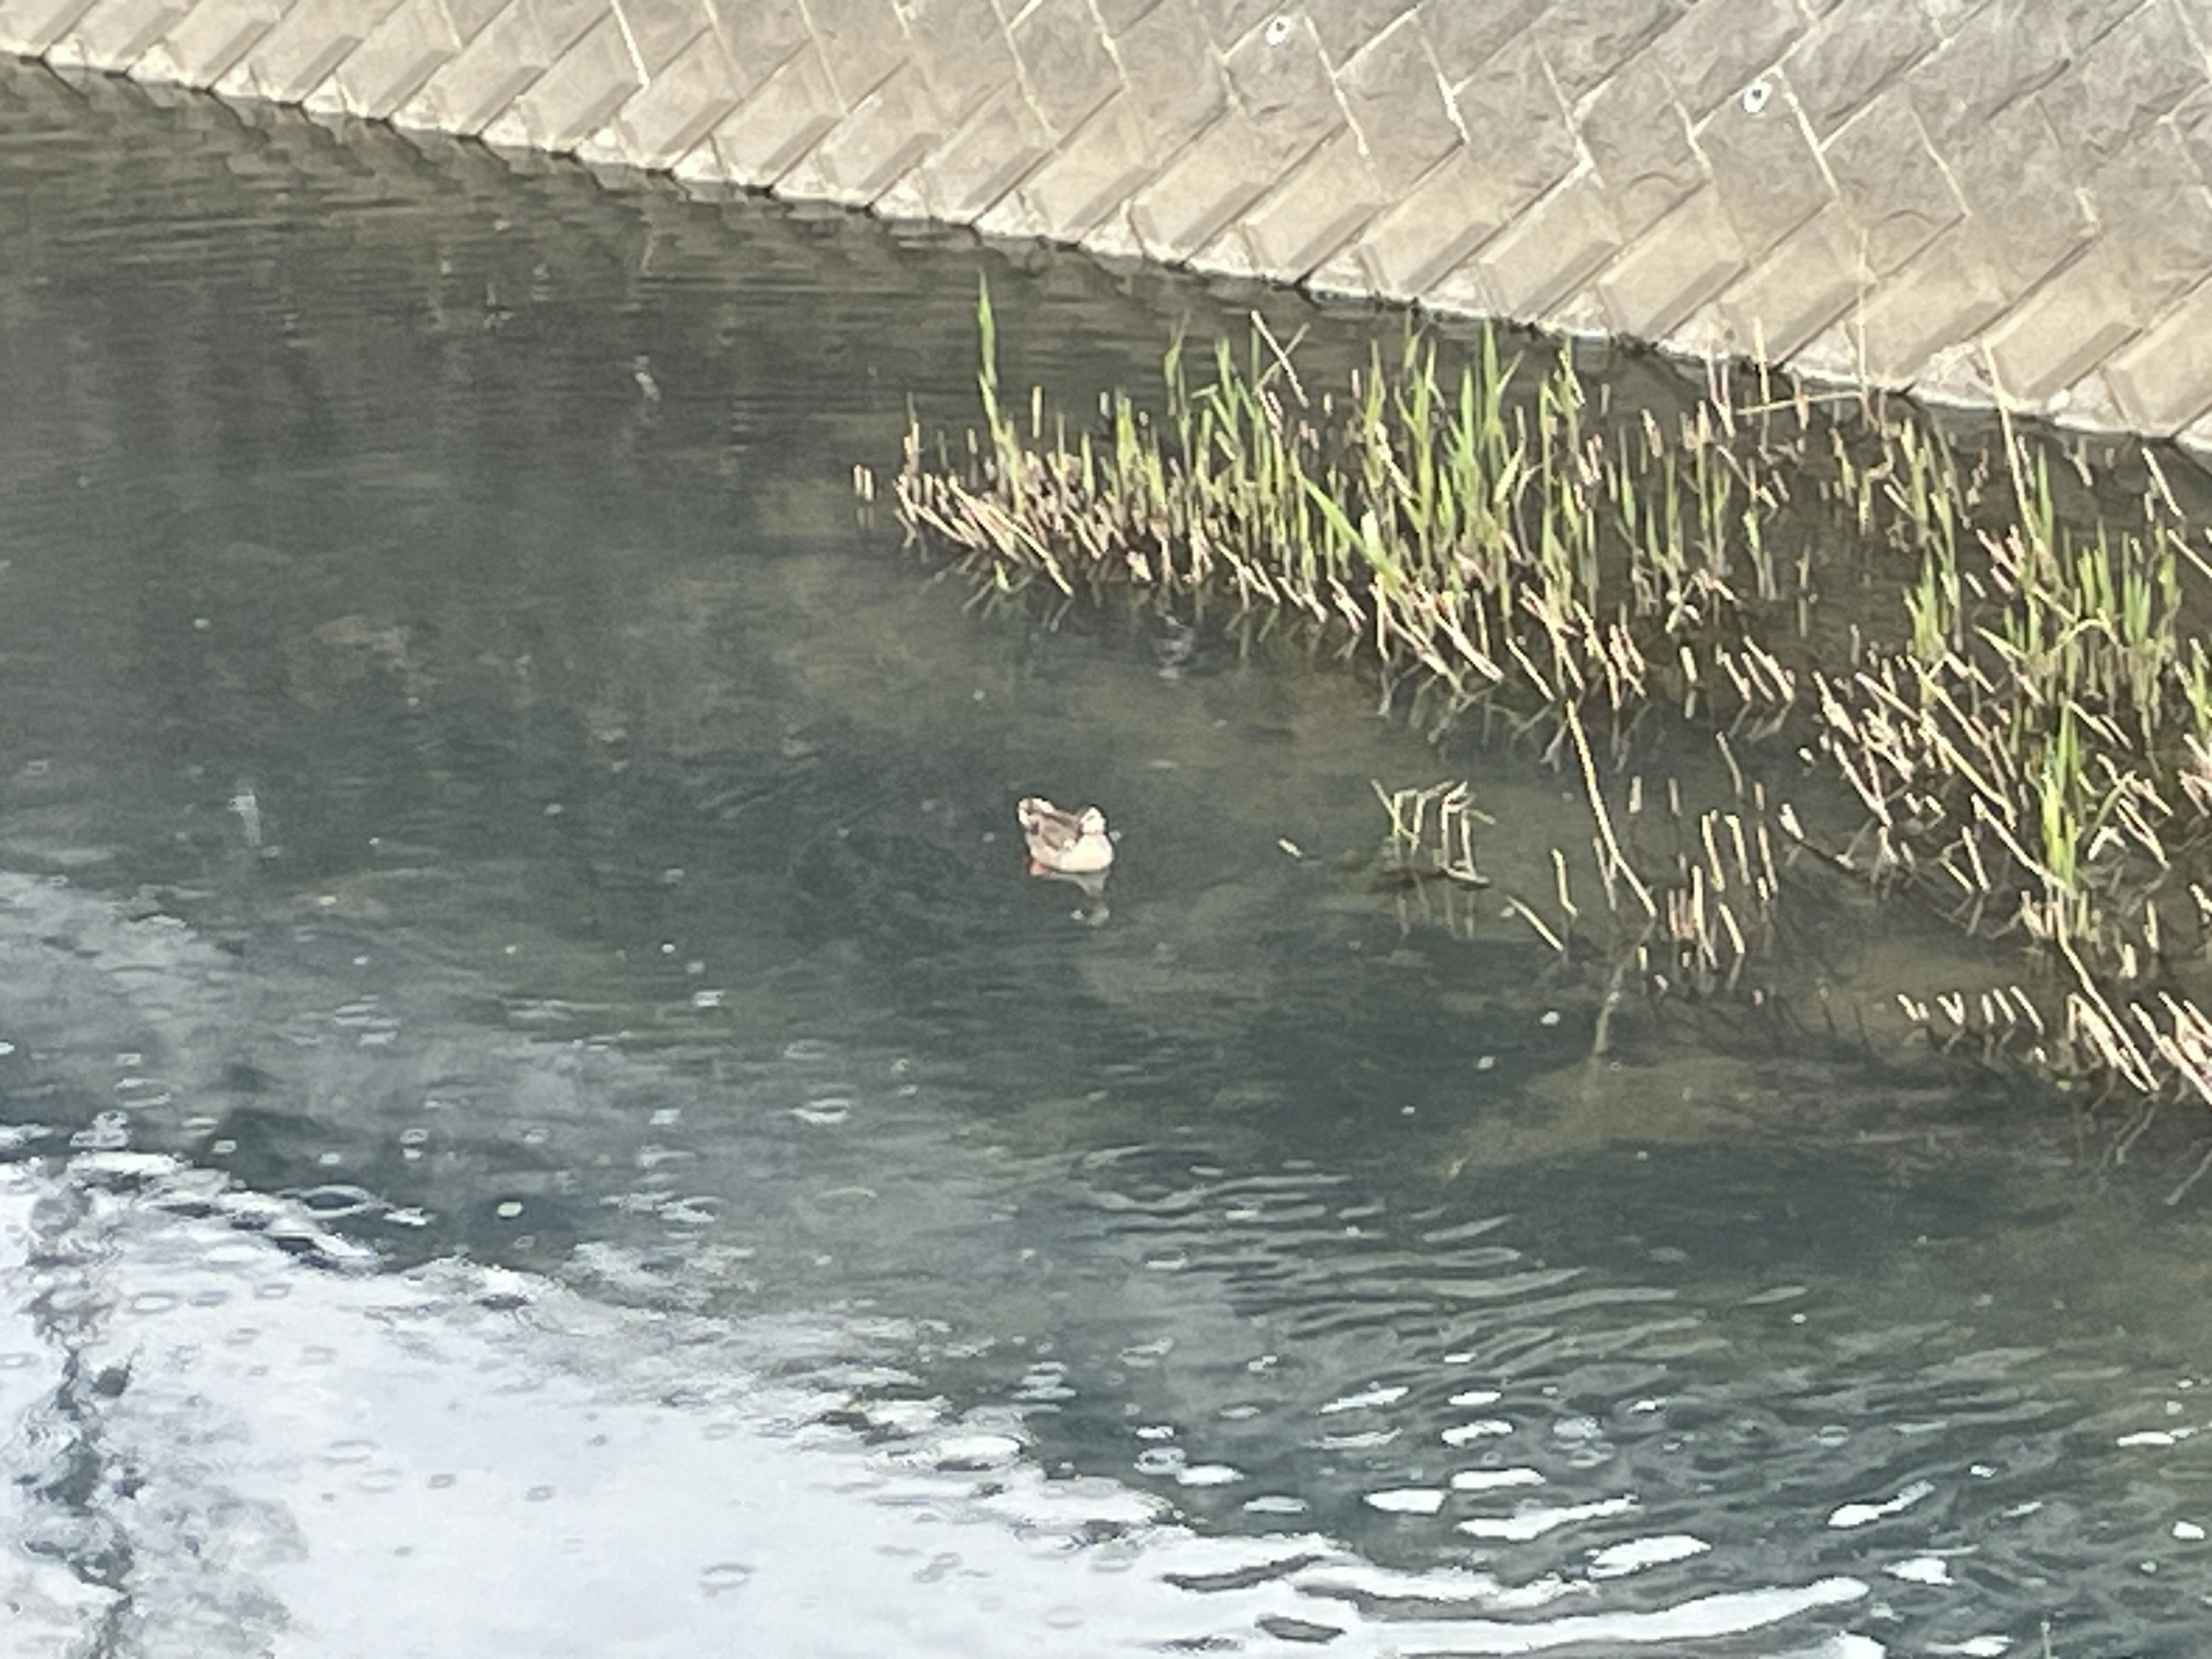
[10,1,2212,448]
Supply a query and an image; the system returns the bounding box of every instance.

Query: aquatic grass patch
[882,284,2212,1138]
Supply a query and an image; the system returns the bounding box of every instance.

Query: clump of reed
[887,284,2212,1130]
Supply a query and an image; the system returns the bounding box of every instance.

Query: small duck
[1017,796,1115,876]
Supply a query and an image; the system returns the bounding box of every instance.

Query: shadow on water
[2,58,2212,1656]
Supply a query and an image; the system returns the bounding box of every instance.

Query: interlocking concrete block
[813,59,946,203]
[603,26,743,169]
[1417,0,1543,85]
[331,0,466,119]
[616,0,706,75]
[48,0,188,70]
[1220,10,1340,156]
[1350,149,1497,296]
[802,0,906,109]
[146,0,285,85]
[1190,0,1274,51]
[1906,0,2069,147]
[1476,172,1621,317]
[908,82,1053,217]
[2063,0,2156,51]
[212,0,407,103]
[1450,36,1575,206]
[1010,0,1118,137]
[707,42,840,183]
[1338,12,1459,194]
[2041,0,2202,166]
[1820,88,1960,276]
[1850,221,2016,383]
[1130,106,1299,260]
[404,0,609,138]
[1578,50,1700,238]
[0,1,100,54]
[1695,86,1830,257]
[1597,187,1744,337]
[1014,95,1161,237]
[1530,0,1685,102]
[1111,0,1227,137]
[904,0,1016,128]
[1239,128,1388,276]
[1781,0,1936,139]
[1308,0,1413,66]
[701,0,810,79]
[1714,202,1864,361]
[498,12,639,149]
[1944,97,2091,293]
[1650,0,1800,115]
[2089,124,2212,287]
[1984,241,2162,402]
[2103,278,2212,432]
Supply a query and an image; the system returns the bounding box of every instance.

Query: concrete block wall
[9,0,2212,446]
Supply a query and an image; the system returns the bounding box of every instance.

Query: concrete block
[2066,0,2158,50]
[1781,0,1936,139]
[2089,124,2212,290]
[2103,278,2212,433]
[1850,221,2016,383]
[330,0,465,119]
[446,0,512,42]
[1905,0,2069,147]
[1820,88,1960,276]
[1351,147,1525,297]
[1308,0,1414,67]
[1650,0,1801,115]
[1715,202,1865,362]
[213,0,407,104]
[1984,241,2160,402]
[1597,187,1744,338]
[908,82,1053,218]
[1111,0,1228,138]
[708,42,840,183]
[1338,12,1459,194]
[816,62,946,202]
[2041,0,2202,166]
[151,0,285,85]
[1308,240,1382,300]
[1010,0,1118,137]
[1944,97,2090,293]
[801,0,907,109]
[904,0,1016,128]
[49,0,188,70]
[1578,50,1700,238]
[1189,0,1274,51]
[1238,128,1387,277]
[501,12,641,149]
[1449,35,1575,206]
[404,0,608,137]
[1417,0,1544,85]
[615,0,706,75]
[1695,86,1830,257]
[1477,173,1622,317]
[1129,106,1293,261]
[1529,0,1685,102]
[0,1,100,54]
[701,0,811,80]
[1219,10,1340,157]
[603,25,745,169]
[1015,95,1161,237]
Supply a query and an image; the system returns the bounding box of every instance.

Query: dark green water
[3,60,2212,1657]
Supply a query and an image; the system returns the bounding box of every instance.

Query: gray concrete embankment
[8,1,2212,447]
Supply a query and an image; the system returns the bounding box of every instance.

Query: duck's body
[1018,796,1115,876]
